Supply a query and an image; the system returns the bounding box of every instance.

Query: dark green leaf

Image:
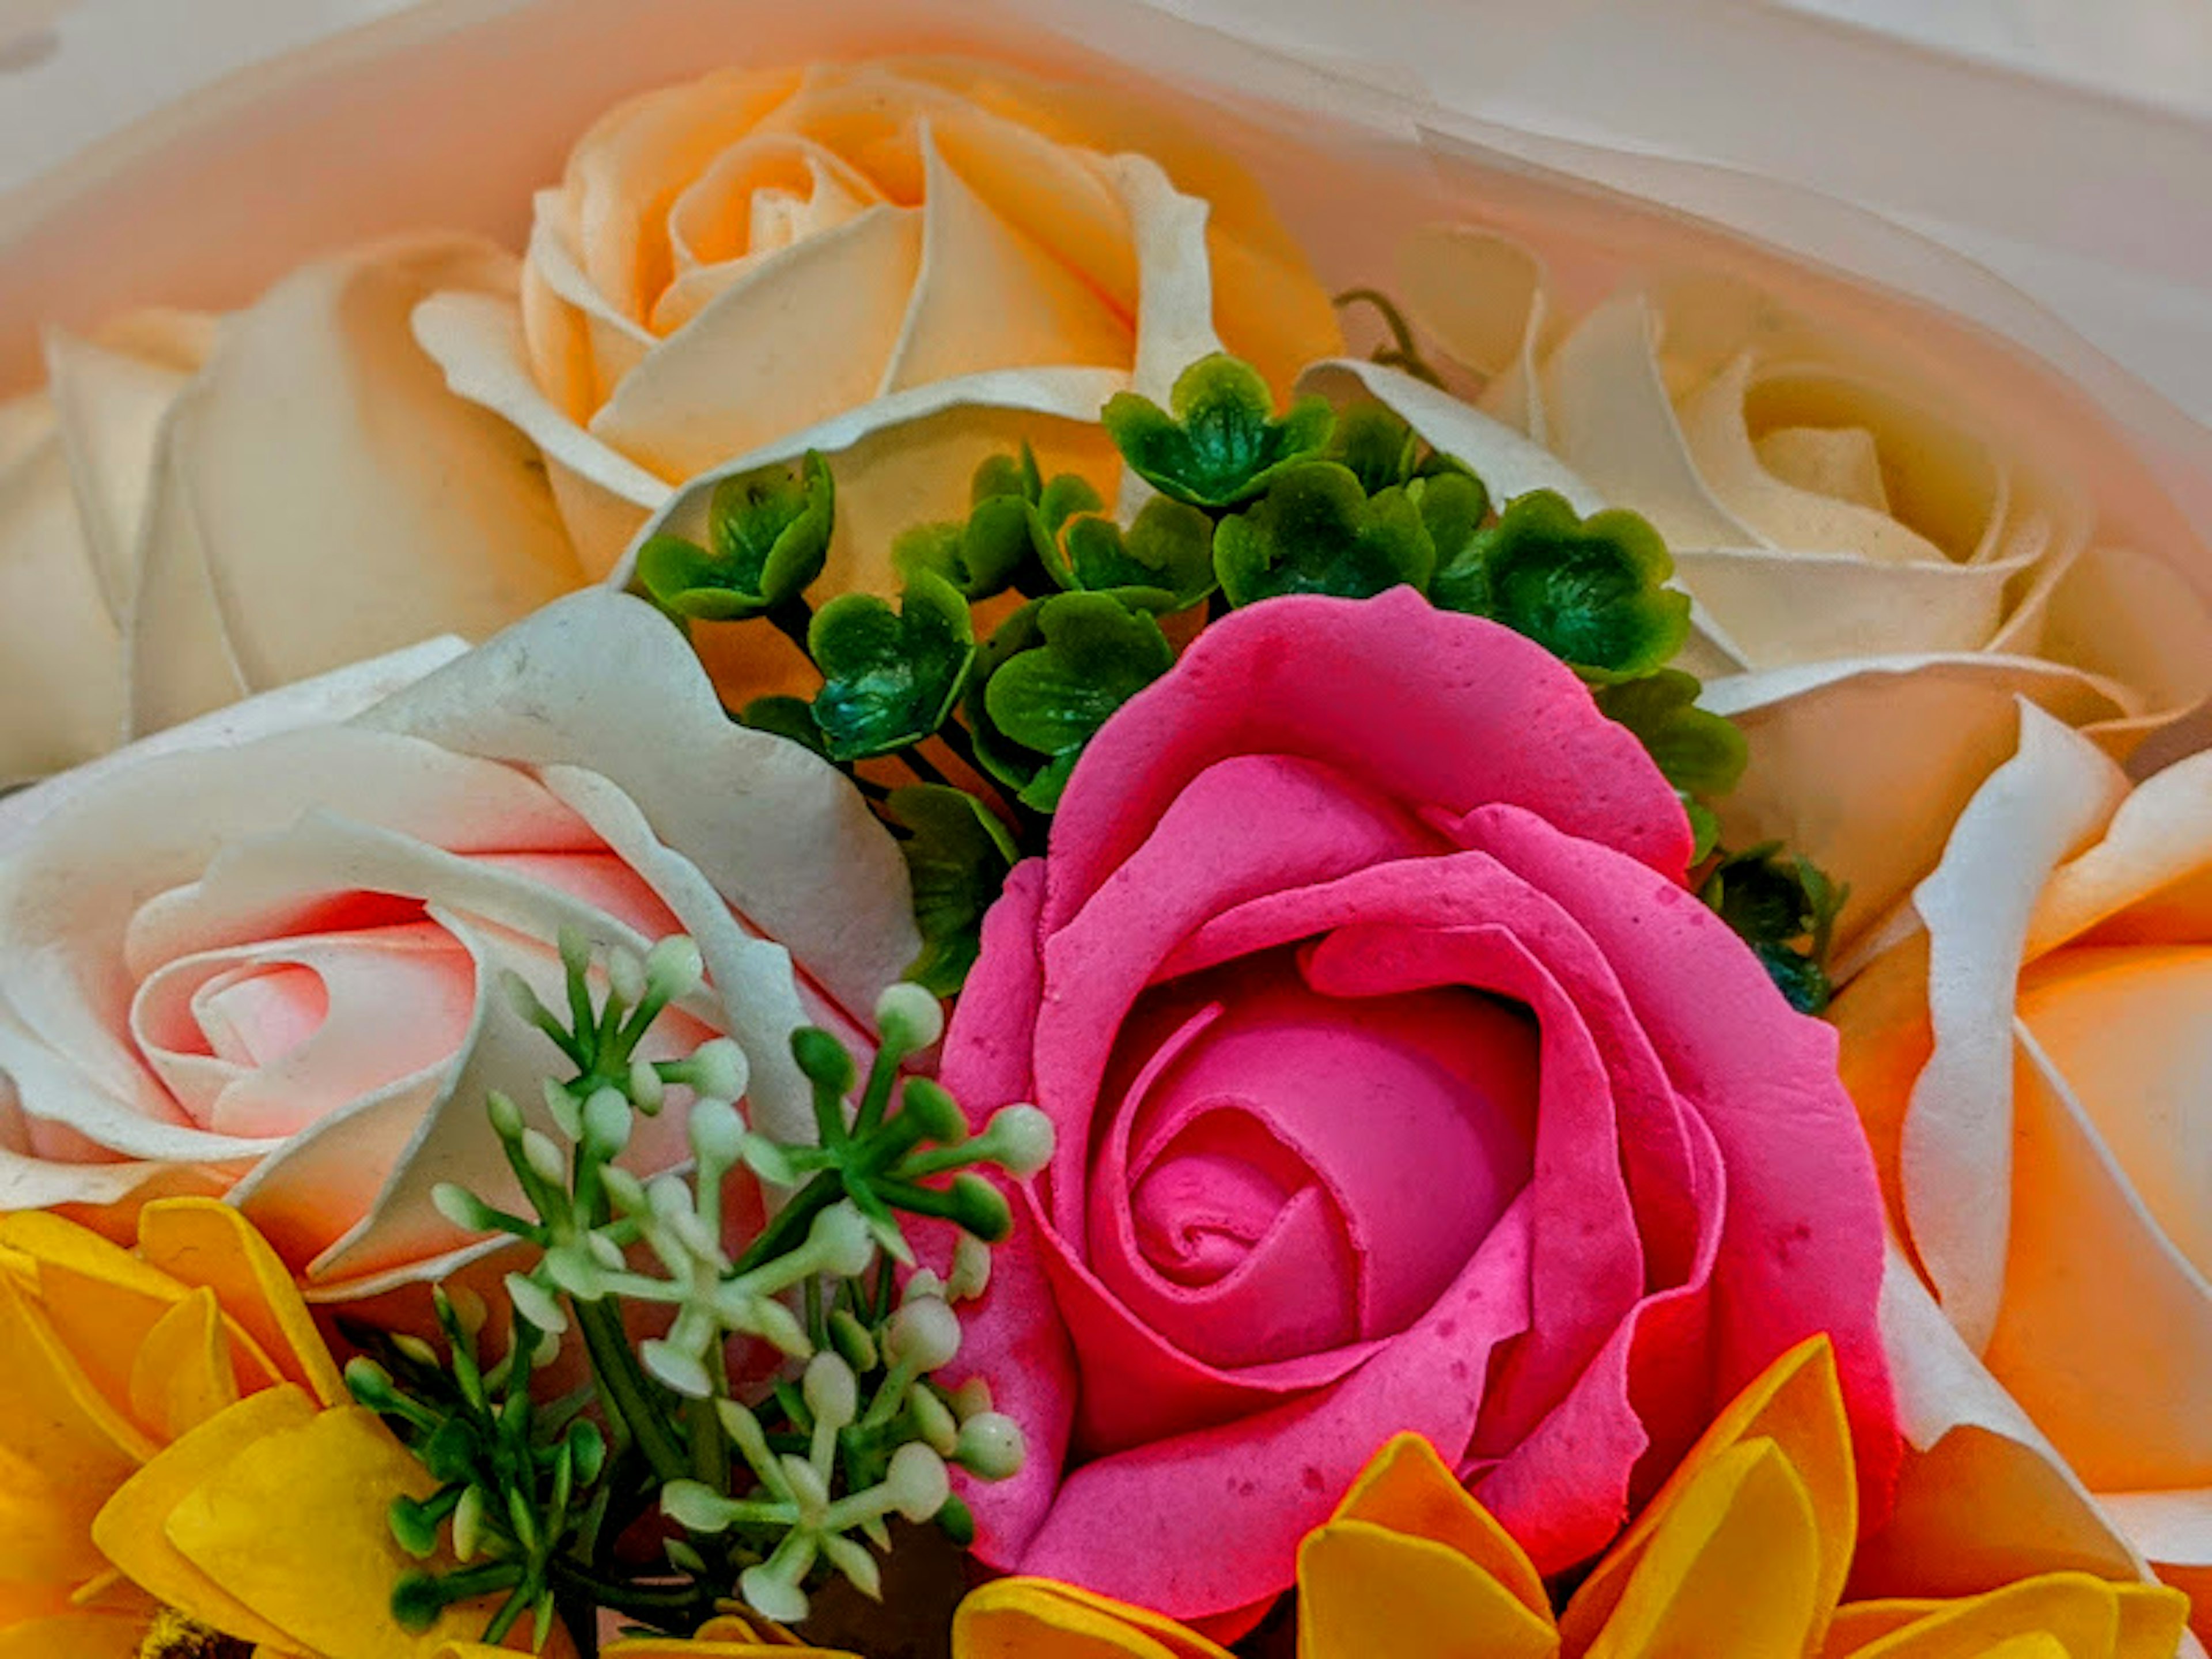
[1329,403,1424,495]
[1101,353,1334,509]
[1595,669,1749,800]
[807,573,975,762]
[1213,462,1436,608]
[636,452,834,621]
[985,592,1174,761]
[1699,844,1849,1015]
[884,785,1017,995]
[738,695,829,759]
[1056,497,1217,611]
[1433,490,1688,680]
[963,600,1049,798]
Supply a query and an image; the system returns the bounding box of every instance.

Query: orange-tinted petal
[127,1286,241,1443]
[91,1384,316,1652]
[953,1577,1234,1659]
[1831,1573,2189,1658]
[1565,1335,1854,1653]
[135,1199,344,1406]
[1328,1433,1552,1625]
[0,1210,185,1427]
[1579,1440,1824,1659]
[1299,1517,1559,1659]
[0,1610,145,1658]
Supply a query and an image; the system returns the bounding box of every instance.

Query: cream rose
[1329,226,2212,950]
[0,235,588,787]
[0,589,916,1299]
[415,56,1342,699]
[1832,706,2212,1647]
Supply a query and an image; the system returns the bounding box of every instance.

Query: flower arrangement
[2,6,2210,1659]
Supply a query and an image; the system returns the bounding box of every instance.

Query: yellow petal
[1299,1518,1559,1659]
[164,1406,470,1659]
[1828,1600,1952,1656]
[0,1267,155,1479]
[1835,1573,2180,1658]
[1564,1335,1854,1652]
[91,1385,316,1653]
[1327,1433,1553,1626]
[952,1577,1233,1659]
[0,1209,188,1426]
[0,1441,112,1622]
[135,1199,345,1406]
[1578,1440,1823,1659]
[127,1286,241,1442]
[599,1642,851,1658]
[0,1610,145,1658]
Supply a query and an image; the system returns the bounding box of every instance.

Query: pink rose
[942,586,1899,1624]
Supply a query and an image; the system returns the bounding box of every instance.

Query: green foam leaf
[1213,461,1436,608]
[983,593,1174,811]
[1700,844,1847,1015]
[636,451,833,621]
[1596,669,1749,800]
[807,572,975,762]
[885,785,1017,995]
[1055,496,1217,612]
[1431,489,1688,680]
[1102,353,1334,509]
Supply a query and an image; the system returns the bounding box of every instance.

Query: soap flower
[0,1196,539,1658]
[0,239,585,787]
[1320,225,2212,952]
[1835,706,2212,1645]
[419,56,1342,702]
[953,1336,2192,1659]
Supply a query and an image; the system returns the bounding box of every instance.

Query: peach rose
[1834,704,2212,1647]
[1326,227,2212,952]
[0,590,916,1299]
[0,237,586,787]
[416,56,1342,695]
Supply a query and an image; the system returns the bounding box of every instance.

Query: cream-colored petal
[2034,541,2212,744]
[128,234,585,736]
[2029,747,2212,956]
[1898,706,2128,1354]
[1296,359,1605,512]
[1705,659,2131,956]
[410,287,669,577]
[589,204,922,480]
[1541,292,1757,548]
[1397,224,1548,387]
[43,325,202,624]
[1671,546,2036,669]
[878,124,1131,394]
[0,395,126,786]
[525,191,652,392]
[1115,152,1222,404]
[1675,354,2000,567]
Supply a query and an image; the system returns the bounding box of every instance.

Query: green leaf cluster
[638,452,834,622]
[1699,845,1849,1014]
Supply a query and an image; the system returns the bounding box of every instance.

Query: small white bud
[499,969,548,1028]
[689,1097,745,1169]
[955,1412,1027,1481]
[809,1203,877,1279]
[581,1086,632,1156]
[645,935,706,1002]
[431,1183,486,1231]
[820,1531,882,1603]
[627,1056,666,1113]
[874,982,945,1051]
[452,1483,486,1562]
[886,1296,961,1374]
[884,1442,950,1522]
[445,1286,489,1339]
[600,1166,647,1214]
[949,1233,993,1302]
[521,1128,567,1188]
[901,1269,948,1305]
[781,1453,831,1520]
[910,1384,959,1456]
[686,1038,749,1103]
[543,1078,584,1141]
[640,1338,711,1399]
[947,1377,994,1421]
[803,1351,859,1430]
[486,1092,525,1142]
[587,1232,627,1272]
[391,1334,438,1369]
[986,1104,1055,1179]
[740,1563,809,1627]
[505,1272,567,1336]
[607,946,648,1009]
[662,1479,738,1535]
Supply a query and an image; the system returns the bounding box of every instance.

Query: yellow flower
[437,1613,855,1658]
[952,1338,2192,1659]
[0,1199,535,1659]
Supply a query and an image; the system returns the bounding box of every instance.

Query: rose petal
[1048,591,1690,934]
[127,236,585,736]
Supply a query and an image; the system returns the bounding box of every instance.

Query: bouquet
[1,4,2208,1657]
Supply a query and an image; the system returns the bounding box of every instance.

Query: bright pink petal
[1047,589,1691,932]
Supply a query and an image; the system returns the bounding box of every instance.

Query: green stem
[575,1298,690,1486]
[765,597,817,664]
[546,1558,715,1633]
